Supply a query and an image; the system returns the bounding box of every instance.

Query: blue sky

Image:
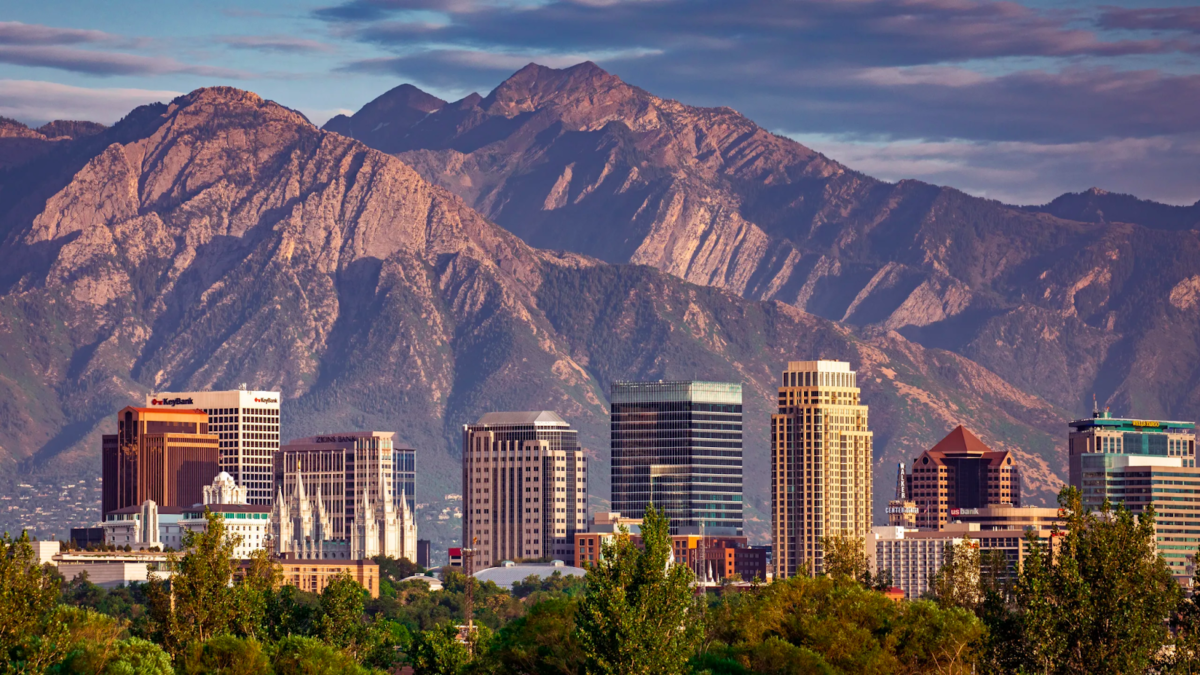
[2,0,1199,205]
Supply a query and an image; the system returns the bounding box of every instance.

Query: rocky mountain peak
[481,60,633,117]
[323,83,448,151]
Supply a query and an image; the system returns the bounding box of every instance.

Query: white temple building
[272,432,417,561]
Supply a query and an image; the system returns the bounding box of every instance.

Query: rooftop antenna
[1093,393,1099,416]
[239,382,247,391]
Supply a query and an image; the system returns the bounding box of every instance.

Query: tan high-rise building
[463,411,587,569]
[102,406,220,518]
[771,360,873,578]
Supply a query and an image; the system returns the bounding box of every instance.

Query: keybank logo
[151,397,194,406]
[255,397,278,404]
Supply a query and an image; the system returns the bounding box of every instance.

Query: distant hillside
[329,62,1200,432]
[0,86,1070,548]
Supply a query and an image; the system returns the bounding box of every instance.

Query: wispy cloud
[0,21,122,46]
[0,45,251,78]
[1098,6,1200,35]
[217,34,337,54]
[0,79,181,125]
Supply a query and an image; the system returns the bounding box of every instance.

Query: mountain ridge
[0,83,1072,546]
[327,62,1200,432]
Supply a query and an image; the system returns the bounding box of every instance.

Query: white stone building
[272,433,417,561]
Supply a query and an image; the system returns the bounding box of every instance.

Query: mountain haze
[0,85,1071,547]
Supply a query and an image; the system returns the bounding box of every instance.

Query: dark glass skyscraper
[610,381,743,536]
[393,445,416,513]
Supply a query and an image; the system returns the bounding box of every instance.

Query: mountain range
[2,62,1198,549]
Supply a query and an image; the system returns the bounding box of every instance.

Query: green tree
[316,572,368,655]
[820,534,868,580]
[704,574,983,674]
[179,635,270,675]
[472,597,583,675]
[48,606,127,674]
[273,635,375,675]
[231,549,281,641]
[983,486,1181,675]
[1162,561,1200,673]
[103,638,174,675]
[410,623,471,675]
[574,506,701,675]
[930,536,981,610]
[262,585,319,642]
[1,531,69,674]
[146,510,242,655]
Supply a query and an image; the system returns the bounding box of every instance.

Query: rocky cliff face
[0,86,1070,545]
[330,62,1200,429]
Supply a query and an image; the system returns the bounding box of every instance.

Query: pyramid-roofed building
[908,425,1021,530]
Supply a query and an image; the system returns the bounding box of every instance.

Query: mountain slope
[327,62,1200,427]
[0,86,1069,548]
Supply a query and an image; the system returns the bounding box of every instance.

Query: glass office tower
[610,381,743,536]
[394,445,416,513]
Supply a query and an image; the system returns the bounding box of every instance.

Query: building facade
[146,390,281,505]
[872,525,976,599]
[104,502,186,550]
[104,473,271,557]
[1069,410,1196,486]
[771,360,873,578]
[273,432,417,561]
[909,426,1021,530]
[102,406,220,518]
[952,505,1063,531]
[610,381,744,536]
[1076,452,1200,580]
[271,559,381,598]
[394,445,417,513]
[462,411,586,568]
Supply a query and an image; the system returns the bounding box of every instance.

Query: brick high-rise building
[102,406,220,518]
[909,426,1021,530]
[771,360,873,579]
[462,411,586,568]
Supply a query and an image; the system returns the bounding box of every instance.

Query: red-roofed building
[908,426,1021,530]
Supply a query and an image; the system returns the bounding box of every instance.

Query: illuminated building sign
[949,508,979,516]
[254,397,278,404]
[150,397,194,406]
[1131,420,1161,428]
[315,435,359,443]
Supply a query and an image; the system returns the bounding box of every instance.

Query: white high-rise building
[146,389,281,505]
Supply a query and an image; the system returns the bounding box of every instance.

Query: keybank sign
[255,397,278,404]
[150,397,194,406]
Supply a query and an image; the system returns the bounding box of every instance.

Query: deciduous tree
[574,506,701,675]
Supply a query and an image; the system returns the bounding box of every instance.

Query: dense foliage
[5,488,1200,674]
